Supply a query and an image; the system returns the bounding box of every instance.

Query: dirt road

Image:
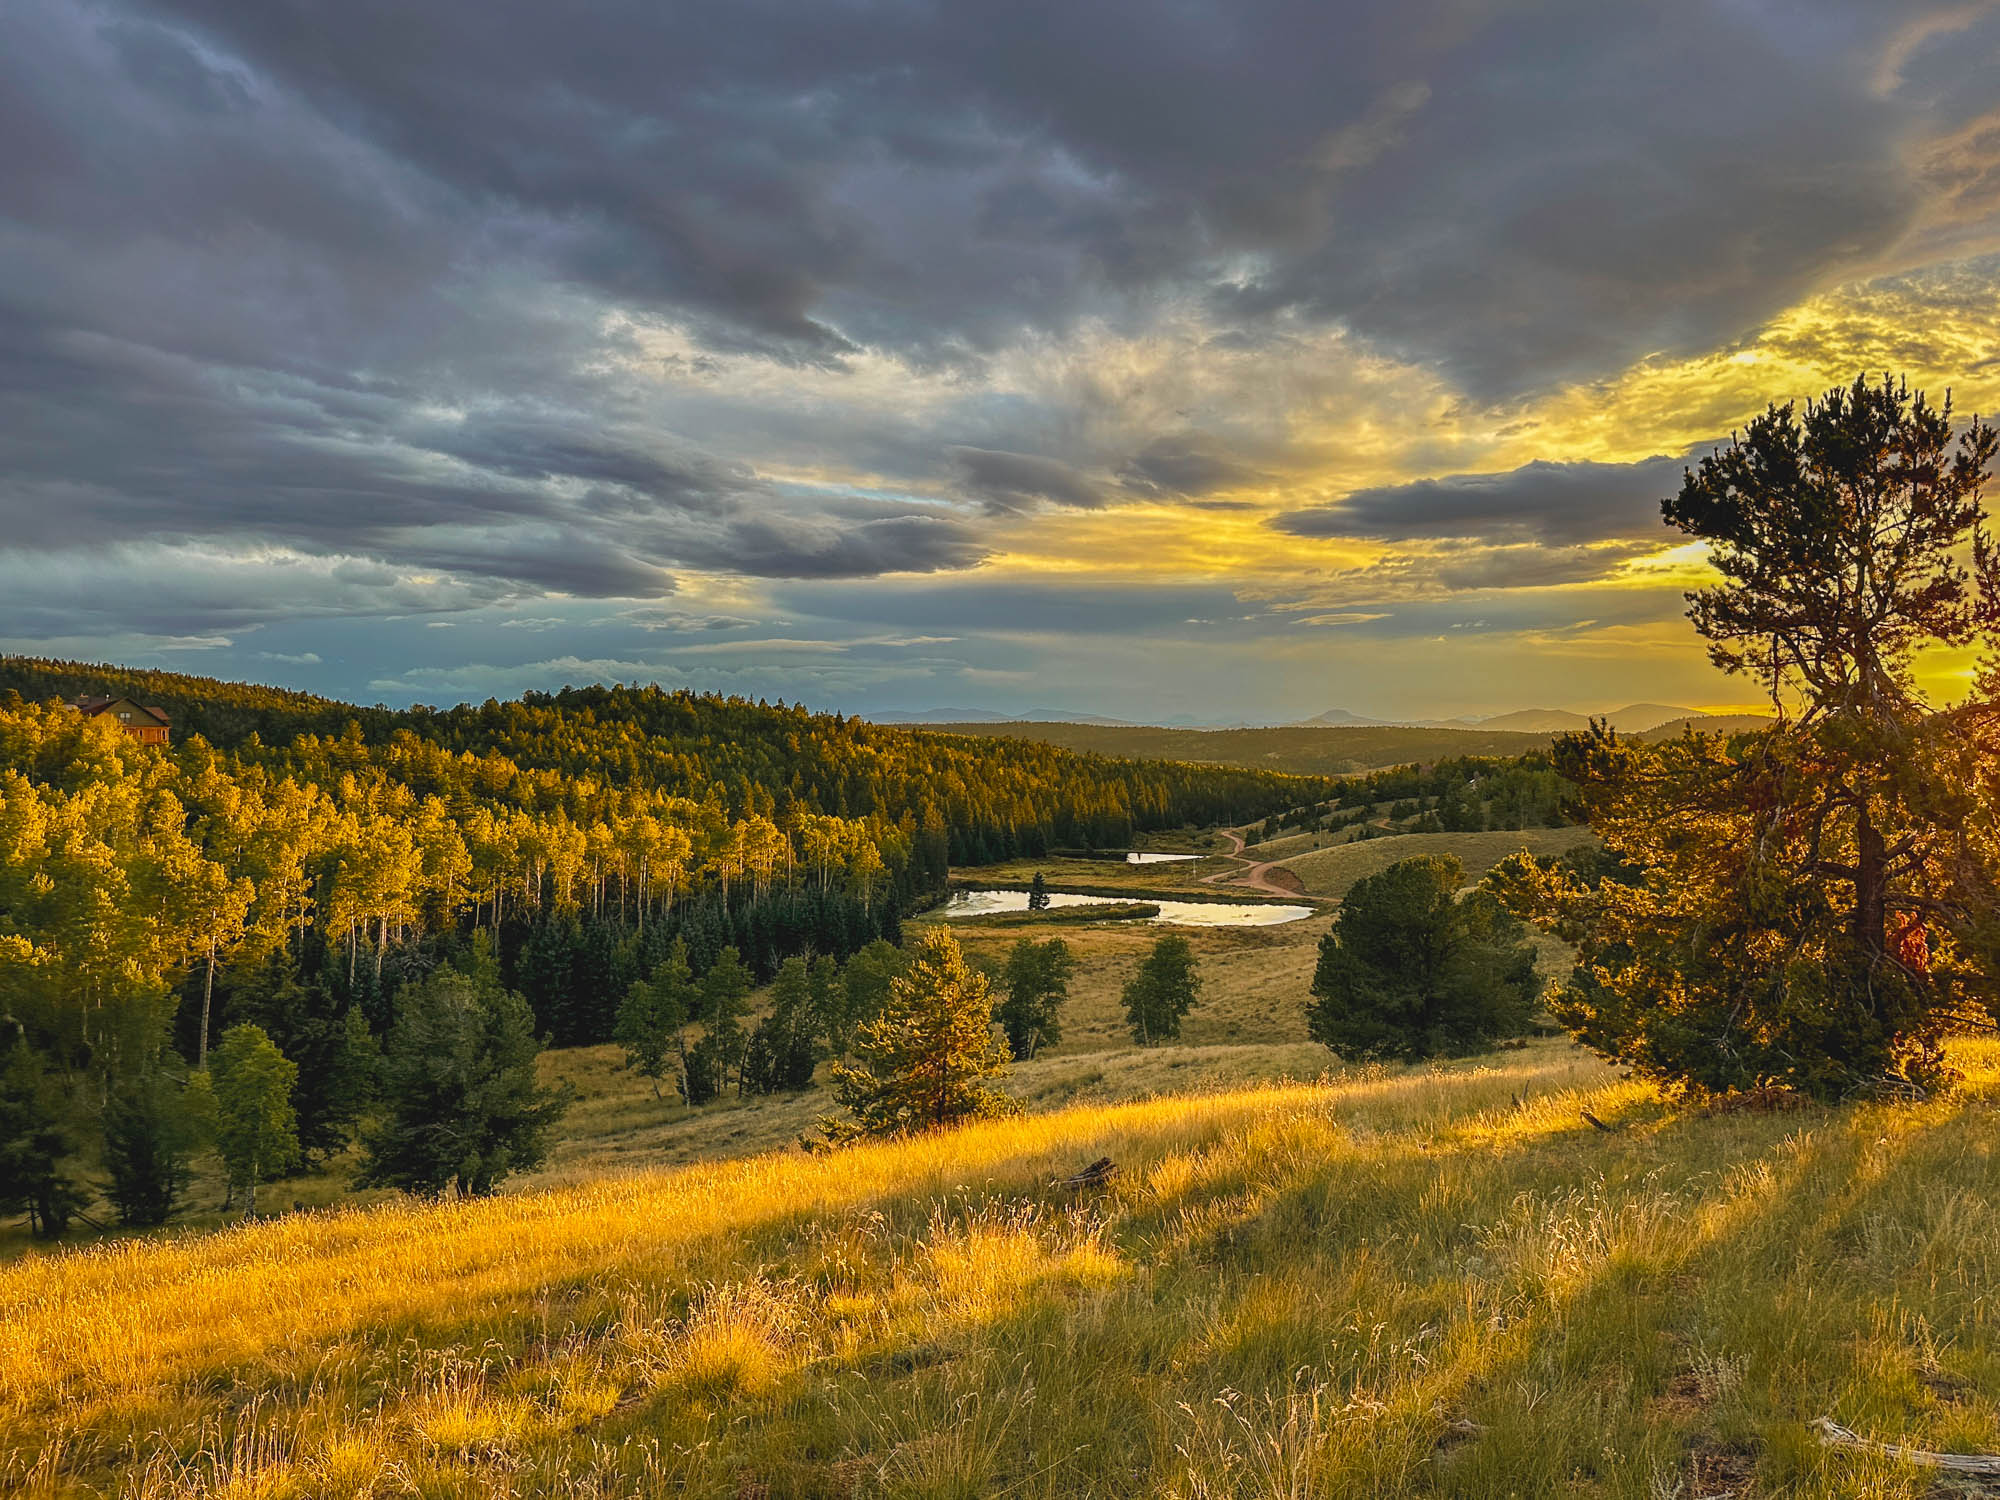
[1202,828,1310,898]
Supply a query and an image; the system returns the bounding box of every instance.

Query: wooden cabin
[71,695,171,746]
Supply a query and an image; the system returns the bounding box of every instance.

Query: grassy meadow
[9,837,1994,1498]
[529,898,1335,1179]
[1254,828,1596,899]
[9,1037,2000,1497]
[0,872,1339,1252]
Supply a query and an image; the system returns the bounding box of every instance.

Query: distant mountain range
[868,707,1143,726]
[871,702,1767,735]
[1296,702,1715,734]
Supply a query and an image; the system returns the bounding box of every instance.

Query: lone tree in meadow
[1307,855,1538,1062]
[615,938,693,1098]
[825,928,1012,1140]
[1497,374,2000,1097]
[995,936,1076,1059]
[1027,872,1051,911]
[357,968,567,1197]
[1123,933,1201,1045]
[209,1023,299,1216]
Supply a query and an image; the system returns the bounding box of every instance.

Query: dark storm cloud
[681,514,990,580]
[1271,453,1699,547]
[417,418,754,508]
[3,0,1997,651]
[1117,440,1264,498]
[947,448,1105,512]
[127,0,1994,384]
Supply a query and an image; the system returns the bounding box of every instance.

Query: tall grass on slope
[5,1039,2000,1497]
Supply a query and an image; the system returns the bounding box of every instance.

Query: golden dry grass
[528,905,1339,1181]
[8,1038,2000,1497]
[934,910,1329,1052]
[1271,828,1596,899]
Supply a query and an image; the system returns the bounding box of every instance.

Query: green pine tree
[102,1069,210,1227]
[744,956,822,1094]
[356,970,567,1197]
[1308,855,1538,1062]
[825,929,1012,1140]
[209,1024,299,1216]
[0,1040,87,1239]
[1122,933,1201,1045]
[1502,375,2000,1097]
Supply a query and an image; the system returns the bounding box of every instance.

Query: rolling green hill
[919,721,1565,775]
[921,717,1774,777]
[1260,827,1597,898]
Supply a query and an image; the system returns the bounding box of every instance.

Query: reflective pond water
[1125,852,1202,864]
[945,888,1314,927]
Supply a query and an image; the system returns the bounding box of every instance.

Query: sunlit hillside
[922,721,1564,776]
[1257,828,1596,899]
[8,1037,2000,1499]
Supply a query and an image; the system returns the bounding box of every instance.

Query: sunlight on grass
[7,1037,2000,1496]
[643,1280,804,1400]
[914,1206,1126,1328]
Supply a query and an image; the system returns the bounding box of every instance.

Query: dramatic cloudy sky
[7,0,2000,720]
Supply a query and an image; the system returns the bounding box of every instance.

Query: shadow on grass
[15,1053,1999,1498]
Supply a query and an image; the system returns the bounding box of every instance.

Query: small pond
[945,888,1314,927]
[1125,852,1202,864]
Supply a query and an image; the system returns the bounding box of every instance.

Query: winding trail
[1201,828,1310,898]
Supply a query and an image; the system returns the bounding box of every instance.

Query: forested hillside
[0,657,1335,1233]
[925,719,1567,775]
[0,657,1328,867]
[924,716,1772,776]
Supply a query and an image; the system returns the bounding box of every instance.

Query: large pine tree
[1501,375,2000,1097]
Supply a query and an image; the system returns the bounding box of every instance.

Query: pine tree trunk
[1857,799,1888,968]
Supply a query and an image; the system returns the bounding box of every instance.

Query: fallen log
[1812,1417,2000,1477]
[1056,1156,1116,1188]
[1580,1109,1618,1133]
